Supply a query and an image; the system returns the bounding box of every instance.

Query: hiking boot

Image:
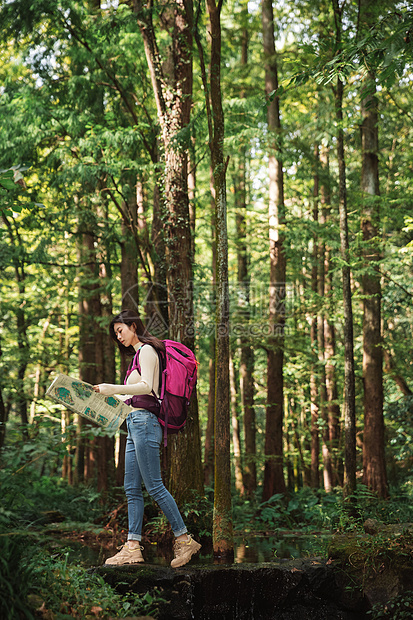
[171,535,201,568]
[105,543,144,566]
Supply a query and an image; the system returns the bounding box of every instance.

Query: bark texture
[360,70,388,498]
[321,146,342,486]
[196,0,234,558]
[262,0,286,500]
[333,36,357,498]
[133,0,203,502]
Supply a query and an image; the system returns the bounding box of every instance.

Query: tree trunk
[188,132,196,259]
[98,251,116,494]
[230,353,244,494]
[195,0,233,559]
[314,143,332,492]
[2,214,30,439]
[301,399,312,486]
[133,0,203,503]
[236,3,256,499]
[0,336,7,450]
[262,0,287,500]
[209,0,233,561]
[60,286,73,484]
[121,194,139,312]
[16,301,29,436]
[360,70,388,498]
[204,334,215,486]
[204,176,217,487]
[332,0,357,497]
[76,224,103,486]
[151,178,169,333]
[321,146,342,485]
[116,200,139,485]
[235,152,256,496]
[310,155,320,488]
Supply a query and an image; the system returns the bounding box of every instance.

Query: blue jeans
[124,409,187,542]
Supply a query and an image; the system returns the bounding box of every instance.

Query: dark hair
[109,309,166,357]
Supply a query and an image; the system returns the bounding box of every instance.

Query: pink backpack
[128,340,198,445]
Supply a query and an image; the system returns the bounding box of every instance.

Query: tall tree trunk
[262,0,286,500]
[318,217,332,493]
[234,148,256,496]
[76,222,103,486]
[230,353,244,494]
[290,400,307,487]
[133,0,203,502]
[321,146,342,485]
[196,0,234,559]
[2,214,30,438]
[136,179,163,333]
[208,0,233,561]
[60,300,74,484]
[300,397,312,486]
[16,301,29,436]
[204,174,217,487]
[360,70,388,498]
[236,1,256,499]
[151,177,169,332]
[333,0,357,498]
[188,132,196,259]
[0,336,7,450]
[310,152,320,488]
[116,196,139,486]
[234,158,256,494]
[315,143,332,492]
[204,334,215,486]
[97,243,116,494]
[121,193,139,312]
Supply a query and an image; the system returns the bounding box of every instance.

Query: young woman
[93,309,201,568]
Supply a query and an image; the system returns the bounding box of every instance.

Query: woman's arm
[93,345,158,396]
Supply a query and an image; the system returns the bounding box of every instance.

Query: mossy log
[95,559,367,620]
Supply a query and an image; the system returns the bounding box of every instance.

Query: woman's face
[113,322,140,348]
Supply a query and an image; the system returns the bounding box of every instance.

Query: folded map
[46,373,133,431]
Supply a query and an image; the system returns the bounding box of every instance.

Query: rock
[95,560,368,619]
[363,519,381,535]
[328,529,413,611]
[40,510,65,524]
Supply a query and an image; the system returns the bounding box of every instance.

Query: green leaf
[0,179,16,190]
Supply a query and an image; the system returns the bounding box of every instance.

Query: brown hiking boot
[171,535,201,568]
[105,543,144,566]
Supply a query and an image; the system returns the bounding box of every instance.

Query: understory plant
[368,590,413,619]
[0,536,165,619]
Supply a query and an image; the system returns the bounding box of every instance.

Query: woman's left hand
[93,383,117,396]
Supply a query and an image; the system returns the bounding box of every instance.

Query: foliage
[232,486,413,534]
[0,438,102,528]
[145,490,213,541]
[0,536,165,619]
[0,536,36,620]
[31,548,166,618]
[368,591,413,620]
[329,529,413,599]
[180,490,214,539]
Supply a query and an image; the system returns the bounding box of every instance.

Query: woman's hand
[93,383,117,396]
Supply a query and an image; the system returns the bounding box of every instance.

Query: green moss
[328,530,413,586]
[99,565,158,585]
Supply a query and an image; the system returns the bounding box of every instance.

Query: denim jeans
[124,409,187,541]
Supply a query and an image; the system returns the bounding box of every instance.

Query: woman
[93,309,201,568]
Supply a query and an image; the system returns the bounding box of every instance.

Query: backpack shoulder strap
[130,345,164,401]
